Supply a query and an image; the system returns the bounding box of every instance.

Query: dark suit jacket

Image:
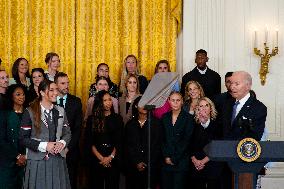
[213,91,233,115]
[189,120,224,179]
[64,94,82,161]
[181,67,221,99]
[222,96,267,140]
[0,111,24,189]
[161,110,194,171]
[125,117,162,170]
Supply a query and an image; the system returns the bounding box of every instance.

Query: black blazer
[189,120,223,178]
[64,94,83,160]
[125,117,162,169]
[222,96,267,140]
[181,67,221,99]
[161,110,194,171]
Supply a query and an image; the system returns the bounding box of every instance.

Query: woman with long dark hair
[9,58,31,87]
[85,76,119,121]
[85,90,123,189]
[19,79,71,189]
[28,68,46,104]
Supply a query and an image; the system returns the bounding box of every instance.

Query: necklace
[14,109,23,113]
[138,119,147,126]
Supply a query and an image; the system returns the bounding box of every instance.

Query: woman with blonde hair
[189,97,223,189]
[119,55,148,94]
[183,80,205,115]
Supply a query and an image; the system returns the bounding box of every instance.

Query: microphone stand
[144,105,156,189]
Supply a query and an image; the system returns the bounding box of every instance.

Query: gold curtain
[0,0,76,93]
[0,0,181,108]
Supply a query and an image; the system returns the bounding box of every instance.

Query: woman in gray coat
[19,79,71,189]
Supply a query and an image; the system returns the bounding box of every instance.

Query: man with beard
[0,69,9,110]
[55,72,83,189]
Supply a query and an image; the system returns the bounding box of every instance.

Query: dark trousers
[189,176,220,189]
[221,164,233,189]
[161,170,188,189]
[66,155,78,189]
[126,167,160,189]
[89,162,120,189]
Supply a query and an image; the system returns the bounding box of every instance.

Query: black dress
[125,117,162,189]
[85,113,123,189]
[188,120,223,189]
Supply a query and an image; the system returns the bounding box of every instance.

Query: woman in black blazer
[189,97,223,189]
[161,91,194,189]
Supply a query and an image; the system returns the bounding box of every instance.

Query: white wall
[181,0,284,140]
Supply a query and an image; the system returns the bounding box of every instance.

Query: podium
[204,140,284,189]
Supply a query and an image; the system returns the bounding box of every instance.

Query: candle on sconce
[265,26,268,44]
[254,30,258,48]
[276,29,279,47]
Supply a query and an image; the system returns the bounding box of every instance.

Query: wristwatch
[110,154,115,159]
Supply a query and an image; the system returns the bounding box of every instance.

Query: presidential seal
[237,138,261,162]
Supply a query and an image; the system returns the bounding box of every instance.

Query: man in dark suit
[222,71,267,140]
[0,69,9,110]
[213,71,233,114]
[55,72,83,189]
[220,71,267,189]
[181,49,221,99]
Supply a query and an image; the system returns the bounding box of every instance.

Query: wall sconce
[253,27,279,85]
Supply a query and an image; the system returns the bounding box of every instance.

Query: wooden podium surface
[237,173,253,189]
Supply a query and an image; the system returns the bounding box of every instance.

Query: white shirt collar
[201,119,210,128]
[197,67,207,74]
[40,103,54,114]
[237,93,250,107]
[57,94,67,101]
[235,93,250,116]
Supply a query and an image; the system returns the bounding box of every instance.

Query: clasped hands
[165,157,174,165]
[137,162,147,172]
[16,154,27,166]
[191,156,208,171]
[99,156,113,168]
[46,141,65,154]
